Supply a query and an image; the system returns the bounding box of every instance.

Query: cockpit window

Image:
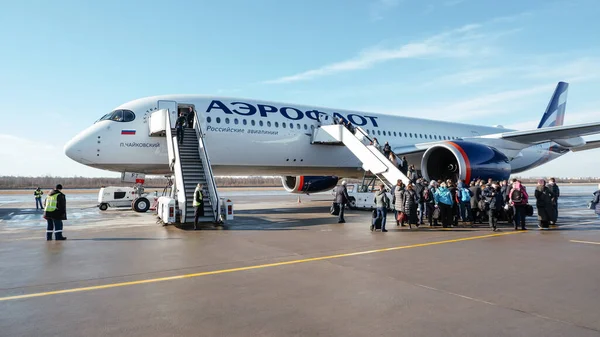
[96,109,136,123]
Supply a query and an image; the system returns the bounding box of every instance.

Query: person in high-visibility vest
[43,184,67,241]
[34,187,44,210]
[193,183,204,230]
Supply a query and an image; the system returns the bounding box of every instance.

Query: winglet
[537,81,568,128]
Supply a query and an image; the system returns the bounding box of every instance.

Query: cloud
[370,0,402,21]
[390,84,555,122]
[263,23,484,84]
[422,57,600,88]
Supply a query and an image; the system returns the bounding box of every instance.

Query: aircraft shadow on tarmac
[70,237,183,241]
[177,206,599,232]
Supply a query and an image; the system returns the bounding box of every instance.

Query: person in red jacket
[509,180,529,230]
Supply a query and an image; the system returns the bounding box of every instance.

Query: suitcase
[330,202,340,216]
[371,210,382,231]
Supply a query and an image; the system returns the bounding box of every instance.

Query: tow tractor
[97,185,153,212]
[337,174,393,210]
[97,172,154,212]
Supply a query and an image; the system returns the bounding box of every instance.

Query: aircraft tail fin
[537,81,568,128]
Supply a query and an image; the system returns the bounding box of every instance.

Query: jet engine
[281,176,339,194]
[420,141,511,183]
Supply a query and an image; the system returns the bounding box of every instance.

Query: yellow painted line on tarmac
[0,231,522,302]
[570,240,600,245]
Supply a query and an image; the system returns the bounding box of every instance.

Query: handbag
[432,207,441,220]
[396,211,406,222]
[330,202,340,216]
[525,204,534,217]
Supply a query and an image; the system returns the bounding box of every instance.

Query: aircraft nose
[64,137,81,162]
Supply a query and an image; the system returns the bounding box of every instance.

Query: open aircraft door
[158,100,178,129]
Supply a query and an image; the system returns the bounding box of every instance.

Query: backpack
[460,188,471,202]
[511,189,522,203]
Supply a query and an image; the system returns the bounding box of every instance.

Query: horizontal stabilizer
[571,139,600,152]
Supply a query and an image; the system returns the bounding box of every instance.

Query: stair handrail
[193,113,220,223]
[165,111,187,221]
[165,111,176,170]
[326,125,409,188]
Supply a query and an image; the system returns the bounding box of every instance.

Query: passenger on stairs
[400,156,408,175]
[383,142,391,159]
[193,183,204,230]
[175,112,187,145]
[186,107,195,128]
[388,152,401,168]
[371,137,381,152]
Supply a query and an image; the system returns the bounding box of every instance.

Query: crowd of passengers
[385,176,562,232]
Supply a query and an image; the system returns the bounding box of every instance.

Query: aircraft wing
[484,121,600,145]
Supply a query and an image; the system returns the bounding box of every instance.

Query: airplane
[65,81,600,196]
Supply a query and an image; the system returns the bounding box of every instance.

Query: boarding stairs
[150,102,221,224]
[175,128,216,223]
[312,124,411,189]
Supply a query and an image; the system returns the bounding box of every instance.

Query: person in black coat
[335,181,350,223]
[535,179,554,229]
[403,183,420,228]
[488,184,504,231]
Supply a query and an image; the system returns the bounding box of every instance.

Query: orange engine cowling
[281,176,339,194]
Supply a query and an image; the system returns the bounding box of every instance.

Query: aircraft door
[158,100,178,129]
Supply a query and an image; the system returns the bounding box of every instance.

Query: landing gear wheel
[133,197,150,213]
[99,203,108,211]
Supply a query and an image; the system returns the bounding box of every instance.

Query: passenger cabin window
[96,109,135,123]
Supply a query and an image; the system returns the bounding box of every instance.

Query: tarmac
[1,192,600,337]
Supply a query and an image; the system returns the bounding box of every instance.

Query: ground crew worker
[175,112,187,145]
[43,184,67,240]
[34,187,43,210]
[193,183,204,230]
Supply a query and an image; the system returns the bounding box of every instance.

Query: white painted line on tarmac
[570,240,600,246]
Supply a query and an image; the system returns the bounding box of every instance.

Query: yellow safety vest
[44,193,62,212]
[193,188,203,207]
[34,190,43,198]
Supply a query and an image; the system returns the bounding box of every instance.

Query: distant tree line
[0,176,282,189]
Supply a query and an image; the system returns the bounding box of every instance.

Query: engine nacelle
[421,141,511,183]
[281,176,339,194]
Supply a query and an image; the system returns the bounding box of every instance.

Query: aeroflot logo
[205,100,380,127]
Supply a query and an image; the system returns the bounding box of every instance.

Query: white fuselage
[64,95,565,178]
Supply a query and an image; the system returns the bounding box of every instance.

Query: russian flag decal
[121,129,136,135]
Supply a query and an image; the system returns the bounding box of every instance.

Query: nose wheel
[133,197,150,213]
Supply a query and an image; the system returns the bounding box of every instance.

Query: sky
[1,0,599,178]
